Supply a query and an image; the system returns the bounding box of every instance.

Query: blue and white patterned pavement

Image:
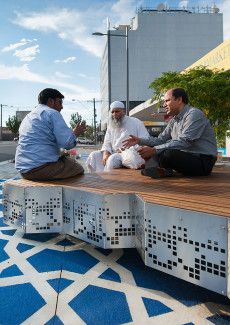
[0,178,230,325]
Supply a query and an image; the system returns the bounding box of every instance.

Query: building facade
[16,110,30,122]
[100,5,223,128]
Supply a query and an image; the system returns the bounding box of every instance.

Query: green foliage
[6,115,21,136]
[149,67,230,146]
[84,125,94,139]
[69,113,86,129]
[69,112,94,139]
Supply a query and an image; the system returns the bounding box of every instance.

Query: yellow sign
[143,121,166,126]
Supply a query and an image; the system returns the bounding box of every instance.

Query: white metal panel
[133,196,145,262]
[62,188,77,237]
[103,194,136,249]
[144,203,228,296]
[71,190,105,247]
[24,187,62,233]
[3,180,230,297]
[3,183,26,229]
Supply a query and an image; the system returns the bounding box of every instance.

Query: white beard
[109,115,125,128]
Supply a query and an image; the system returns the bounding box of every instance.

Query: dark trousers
[157,149,217,176]
[21,156,84,181]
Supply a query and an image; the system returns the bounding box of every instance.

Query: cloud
[179,1,189,8]
[13,1,138,57]
[55,71,71,78]
[13,8,102,57]
[78,73,95,80]
[111,0,139,26]
[55,56,76,63]
[1,38,36,52]
[0,63,99,100]
[13,45,40,62]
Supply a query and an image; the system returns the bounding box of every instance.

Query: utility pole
[87,99,101,144]
[93,98,96,145]
[0,104,8,141]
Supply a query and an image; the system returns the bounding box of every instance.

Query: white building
[100,5,223,128]
[16,111,30,122]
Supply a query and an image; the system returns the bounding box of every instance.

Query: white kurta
[87,116,149,173]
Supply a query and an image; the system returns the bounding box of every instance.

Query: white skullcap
[110,101,125,110]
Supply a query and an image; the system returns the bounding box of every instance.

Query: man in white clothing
[87,101,149,172]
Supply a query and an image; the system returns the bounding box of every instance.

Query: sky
[0,0,229,127]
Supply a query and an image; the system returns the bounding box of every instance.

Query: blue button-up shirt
[139,105,217,156]
[15,104,77,173]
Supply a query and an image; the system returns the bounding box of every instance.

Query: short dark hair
[38,88,64,104]
[172,88,188,104]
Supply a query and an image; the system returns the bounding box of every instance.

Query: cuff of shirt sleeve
[139,138,147,146]
[154,145,165,154]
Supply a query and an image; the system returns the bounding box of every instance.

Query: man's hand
[122,135,140,148]
[138,146,156,160]
[73,122,86,137]
[102,151,111,165]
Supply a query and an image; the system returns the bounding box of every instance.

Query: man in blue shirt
[123,88,217,178]
[15,88,86,181]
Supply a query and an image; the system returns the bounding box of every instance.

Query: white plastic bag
[121,146,145,169]
[113,130,130,151]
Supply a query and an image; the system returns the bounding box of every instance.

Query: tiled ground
[0,178,230,324]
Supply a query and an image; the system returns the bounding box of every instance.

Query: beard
[109,115,125,128]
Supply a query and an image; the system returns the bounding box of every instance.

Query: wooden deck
[10,165,230,218]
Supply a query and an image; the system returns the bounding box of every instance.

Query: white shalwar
[87,116,149,173]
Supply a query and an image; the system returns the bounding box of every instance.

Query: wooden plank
[6,166,230,218]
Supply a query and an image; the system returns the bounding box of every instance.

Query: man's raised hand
[73,121,86,137]
[122,135,140,148]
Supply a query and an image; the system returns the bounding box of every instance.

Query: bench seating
[3,166,230,297]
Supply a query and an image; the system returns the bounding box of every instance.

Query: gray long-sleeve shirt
[139,105,217,156]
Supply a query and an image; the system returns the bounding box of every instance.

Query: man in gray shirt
[123,88,217,178]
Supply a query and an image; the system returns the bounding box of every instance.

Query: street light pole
[125,25,129,116]
[92,27,130,115]
[0,104,8,141]
[0,104,2,140]
[93,98,97,144]
[108,29,111,108]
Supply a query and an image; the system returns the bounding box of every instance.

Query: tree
[69,113,94,139]
[69,112,86,129]
[149,67,230,146]
[84,125,94,140]
[6,115,21,136]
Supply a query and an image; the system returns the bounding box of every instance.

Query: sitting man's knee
[158,149,179,168]
[105,153,122,170]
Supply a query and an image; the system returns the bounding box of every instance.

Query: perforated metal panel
[133,196,145,261]
[3,183,62,233]
[67,190,136,249]
[72,190,105,247]
[103,194,136,249]
[24,187,62,233]
[3,183,26,229]
[62,188,77,237]
[3,181,230,297]
[144,203,229,296]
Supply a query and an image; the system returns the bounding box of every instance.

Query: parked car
[77,138,94,145]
